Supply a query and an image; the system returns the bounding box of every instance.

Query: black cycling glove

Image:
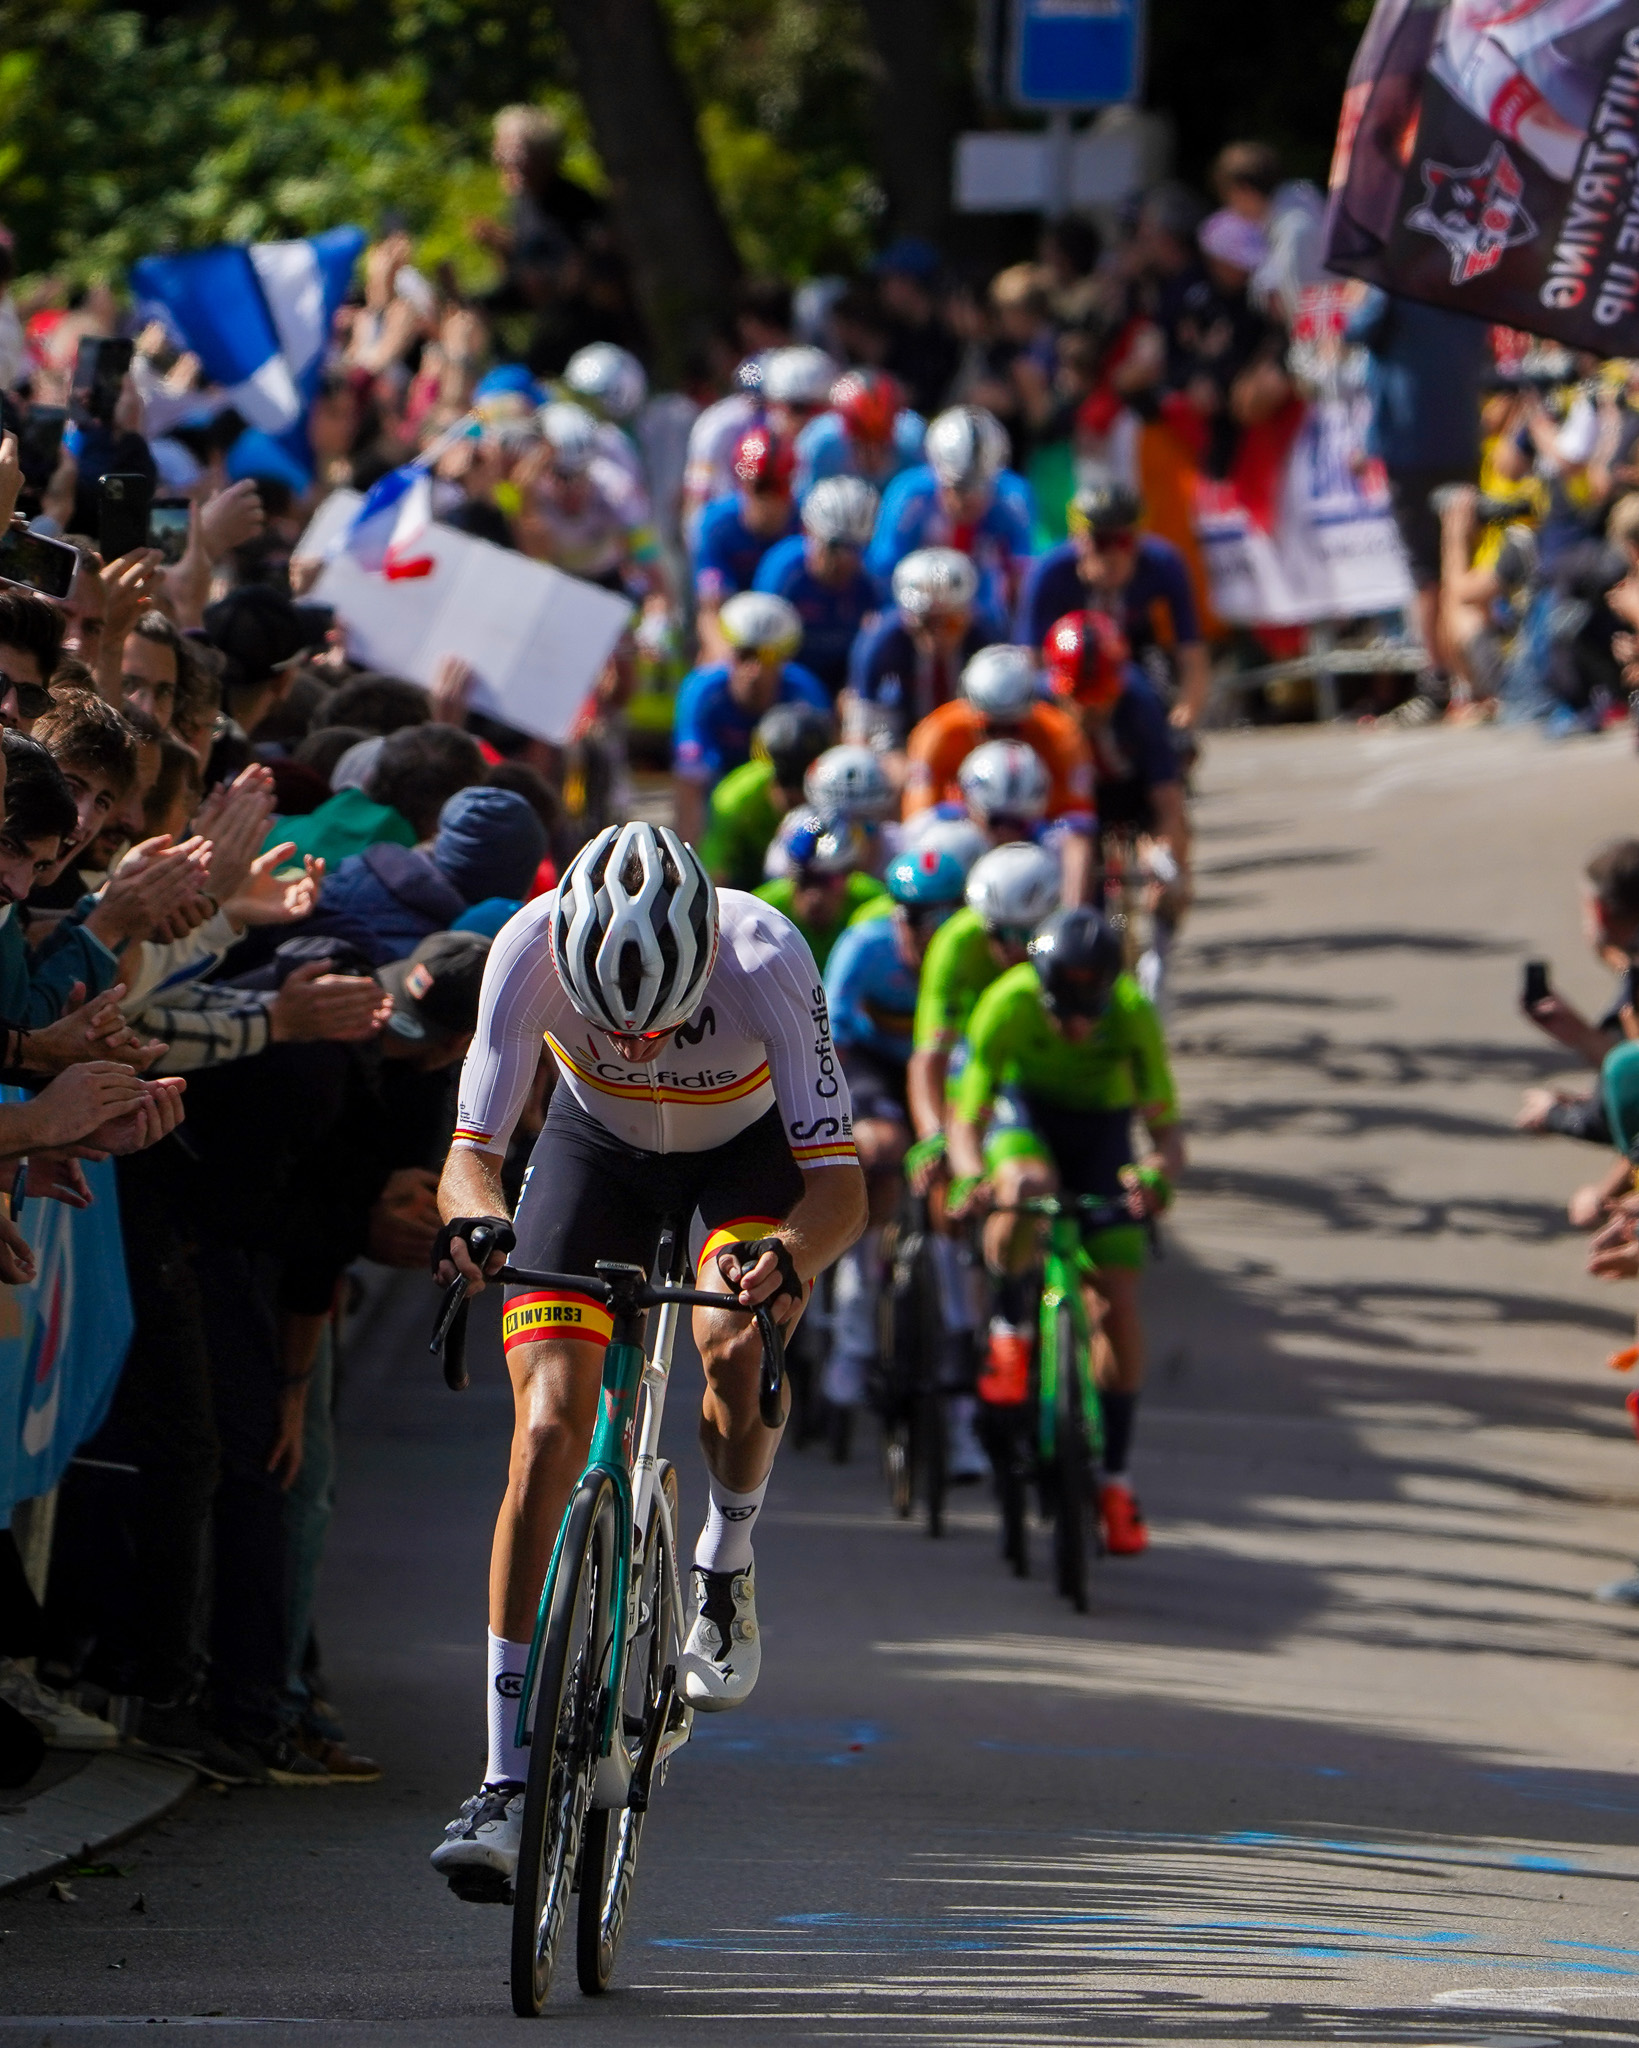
[431,1214,516,1277]
[713,1234,802,1306]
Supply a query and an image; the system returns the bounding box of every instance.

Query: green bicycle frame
[1034,1214,1106,1467]
[513,1330,646,1756]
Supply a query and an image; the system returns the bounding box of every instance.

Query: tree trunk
[857,0,961,242]
[554,0,741,380]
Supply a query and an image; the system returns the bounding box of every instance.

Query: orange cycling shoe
[1099,1479,1148,1556]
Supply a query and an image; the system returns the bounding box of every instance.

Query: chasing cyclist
[431,824,867,1898]
[946,906,1184,1557]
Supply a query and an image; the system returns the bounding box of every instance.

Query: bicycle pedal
[445,1870,513,1908]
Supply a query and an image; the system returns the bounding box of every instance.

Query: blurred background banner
[0,1150,132,1520]
[1326,0,1639,352]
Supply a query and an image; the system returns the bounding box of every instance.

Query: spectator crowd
[0,96,1635,1793]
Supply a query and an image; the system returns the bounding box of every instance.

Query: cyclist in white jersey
[431,823,866,1895]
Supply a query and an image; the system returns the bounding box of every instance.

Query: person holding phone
[1519,840,1639,1141]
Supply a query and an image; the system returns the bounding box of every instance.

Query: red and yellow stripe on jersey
[545,1034,772,1108]
[502,1290,615,1353]
[789,1135,859,1171]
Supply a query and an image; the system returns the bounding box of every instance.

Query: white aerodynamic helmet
[965,842,1060,932]
[957,739,1050,824]
[961,644,1040,723]
[803,743,896,823]
[563,342,648,423]
[763,345,841,409]
[925,404,1010,490]
[538,401,602,474]
[892,546,979,618]
[902,810,988,876]
[551,823,719,1037]
[802,475,878,548]
[719,590,804,658]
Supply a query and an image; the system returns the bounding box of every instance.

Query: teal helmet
[887,843,967,908]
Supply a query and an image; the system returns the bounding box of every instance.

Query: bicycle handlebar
[429,1237,788,1428]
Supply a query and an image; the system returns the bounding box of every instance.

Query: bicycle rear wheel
[577,1461,682,1994]
[879,1217,917,1518]
[1049,1305,1099,1614]
[913,1237,947,1540]
[510,1474,618,2018]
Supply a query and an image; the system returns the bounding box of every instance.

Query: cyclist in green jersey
[947,907,1183,1555]
[756,811,889,970]
[699,701,835,891]
[907,842,1061,1194]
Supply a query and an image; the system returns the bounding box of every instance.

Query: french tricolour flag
[131,228,366,478]
[343,465,436,580]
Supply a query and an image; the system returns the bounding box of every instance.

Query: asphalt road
[8,723,1639,2044]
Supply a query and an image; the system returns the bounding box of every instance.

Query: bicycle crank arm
[627,1663,680,1813]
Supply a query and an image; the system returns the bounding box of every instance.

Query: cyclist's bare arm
[906,1048,949,1144]
[1174,643,1210,727]
[1153,782,1190,871]
[947,1109,989,1191]
[1060,827,1096,908]
[720,1162,866,1316]
[436,1147,510,1291]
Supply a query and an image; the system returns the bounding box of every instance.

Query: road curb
[0,1752,196,1894]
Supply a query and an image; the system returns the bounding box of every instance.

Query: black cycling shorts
[839,1045,909,1128]
[502,1091,804,1356]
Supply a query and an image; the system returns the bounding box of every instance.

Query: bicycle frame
[1034,1214,1104,1466]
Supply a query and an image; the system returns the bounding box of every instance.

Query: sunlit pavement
[6,724,1639,2043]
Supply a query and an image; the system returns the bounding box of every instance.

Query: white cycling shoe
[430,1780,525,1902]
[679,1563,760,1711]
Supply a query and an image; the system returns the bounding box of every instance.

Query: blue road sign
[1011,0,1145,109]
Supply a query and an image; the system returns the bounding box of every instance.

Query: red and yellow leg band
[699,1217,813,1302]
[502,1290,615,1353]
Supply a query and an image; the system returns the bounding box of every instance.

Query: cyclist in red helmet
[693,423,802,662]
[795,368,927,497]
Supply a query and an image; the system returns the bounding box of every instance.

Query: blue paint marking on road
[1515,1853,1578,1872]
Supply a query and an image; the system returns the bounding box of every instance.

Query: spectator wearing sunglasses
[0,586,65,733]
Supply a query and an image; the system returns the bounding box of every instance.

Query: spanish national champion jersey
[452,888,858,1166]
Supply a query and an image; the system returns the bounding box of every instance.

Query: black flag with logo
[1325,0,1639,351]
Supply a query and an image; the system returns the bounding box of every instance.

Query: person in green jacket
[754,812,888,970]
[698,700,835,892]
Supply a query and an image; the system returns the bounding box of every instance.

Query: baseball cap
[377,930,492,1044]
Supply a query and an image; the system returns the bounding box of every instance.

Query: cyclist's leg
[682,1111,808,1709]
[825,1050,908,1411]
[1082,1228,1150,1555]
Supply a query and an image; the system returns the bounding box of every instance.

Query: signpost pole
[1044,110,1074,219]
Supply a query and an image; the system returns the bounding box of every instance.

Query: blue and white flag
[131,227,366,474]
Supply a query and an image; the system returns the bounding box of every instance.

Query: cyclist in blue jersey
[865,405,1036,633]
[821,843,967,1420]
[753,477,882,695]
[794,369,926,499]
[693,424,802,661]
[845,547,997,753]
[673,591,830,843]
[1015,480,1210,730]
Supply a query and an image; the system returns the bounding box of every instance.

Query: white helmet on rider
[763,346,840,409]
[901,810,988,876]
[925,405,1010,491]
[962,644,1040,723]
[551,823,718,1037]
[965,842,1060,931]
[764,808,868,881]
[892,547,979,619]
[802,476,878,549]
[803,743,896,823]
[563,343,648,423]
[538,401,602,474]
[719,590,804,659]
[957,739,1050,823]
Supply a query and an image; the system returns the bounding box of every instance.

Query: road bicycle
[979,1194,1152,1614]
[876,1189,947,1538]
[430,1223,786,2016]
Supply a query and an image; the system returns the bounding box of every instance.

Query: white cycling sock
[693,1473,769,1575]
[486,1629,532,1787]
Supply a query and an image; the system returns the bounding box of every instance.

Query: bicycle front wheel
[577,1460,682,1994]
[510,1473,619,2018]
[1049,1304,1099,1614]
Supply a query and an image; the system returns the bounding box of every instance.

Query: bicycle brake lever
[753,1304,786,1429]
[430,1271,468,1358]
[443,1299,470,1391]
